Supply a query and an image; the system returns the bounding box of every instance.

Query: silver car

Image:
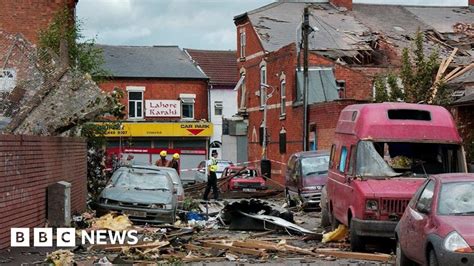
[97,166,177,224]
[150,166,185,208]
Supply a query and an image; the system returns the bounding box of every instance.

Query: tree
[38,8,108,79]
[374,75,389,102]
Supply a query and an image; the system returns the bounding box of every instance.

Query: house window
[280,80,286,116]
[260,65,267,108]
[181,95,195,119]
[214,101,223,116]
[240,31,246,58]
[127,89,144,119]
[0,69,16,92]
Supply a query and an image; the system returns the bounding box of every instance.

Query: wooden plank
[201,241,266,256]
[184,243,213,252]
[445,63,474,82]
[103,240,170,251]
[182,257,227,262]
[439,48,458,77]
[442,66,461,81]
[233,240,281,251]
[435,58,447,82]
[315,249,393,262]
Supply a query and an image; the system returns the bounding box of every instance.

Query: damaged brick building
[233,0,474,184]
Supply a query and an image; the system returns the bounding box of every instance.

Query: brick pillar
[330,0,352,10]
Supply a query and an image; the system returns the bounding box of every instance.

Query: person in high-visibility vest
[203,150,219,200]
[156,150,169,167]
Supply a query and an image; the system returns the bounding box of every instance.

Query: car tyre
[396,237,413,266]
[320,203,331,228]
[428,249,439,266]
[350,219,365,252]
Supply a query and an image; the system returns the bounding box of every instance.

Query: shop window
[128,90,143,119]
[280,80,286,116]
[214,101,223,116]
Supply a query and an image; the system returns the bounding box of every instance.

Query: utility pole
[302,7,310,151]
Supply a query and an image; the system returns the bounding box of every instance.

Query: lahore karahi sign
[145,100,180,117]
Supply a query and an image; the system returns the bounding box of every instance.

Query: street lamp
[260,83,275,159]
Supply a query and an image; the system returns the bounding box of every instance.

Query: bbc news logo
[11,228,138,247]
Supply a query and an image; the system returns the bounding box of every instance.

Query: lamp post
[260,83,275,159]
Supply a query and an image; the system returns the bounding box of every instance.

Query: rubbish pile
[45,201,395,264]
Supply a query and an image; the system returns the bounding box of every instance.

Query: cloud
[76,0,274,49]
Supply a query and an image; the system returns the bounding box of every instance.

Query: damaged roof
[98,45,208,79]
[185,49,239,86]
[237,2,473,60]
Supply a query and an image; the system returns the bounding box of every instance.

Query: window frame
[214,101,223,116]
[339,146,348,173]
[240,31,246,58]
[260,64,267,108]
[329,144,336,169]
[126,86,145,119]
[416,179,435,213]
[280,79,286,116]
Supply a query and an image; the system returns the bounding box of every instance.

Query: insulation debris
[91,213,133,231]
[322,225,348,243]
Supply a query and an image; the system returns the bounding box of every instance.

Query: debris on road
[322,224,348,243]
[45,250,74,266]
[91,213,133,231]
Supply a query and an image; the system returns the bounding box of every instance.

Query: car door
[403,179,435,262]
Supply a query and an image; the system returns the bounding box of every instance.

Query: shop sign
[102,122,213,137]
[145,100,180,117]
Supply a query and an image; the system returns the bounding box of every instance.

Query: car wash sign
[145,100,180,117]
[102,122,213,137]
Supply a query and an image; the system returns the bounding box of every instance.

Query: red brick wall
[309,99,367,151]
[453,105,474,163]
[330,0,352,10]
[100,79,209,121]
[0,135,87,249]
[308,52,374,101]
[236,18,265,59]
[0,0,77,44]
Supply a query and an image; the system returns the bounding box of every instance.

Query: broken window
[438,182,474,216]
[0,69,16,92]
[356,140,466,178]
[302,156,329,177]
[128,91,143,119]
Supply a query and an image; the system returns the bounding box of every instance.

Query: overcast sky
[76,0,274,50]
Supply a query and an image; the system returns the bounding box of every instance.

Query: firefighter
[155,150,169,167]
[168,153,180,175]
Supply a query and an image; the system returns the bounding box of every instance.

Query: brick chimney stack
[330,0,353,11]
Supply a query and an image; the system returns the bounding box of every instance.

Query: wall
[0,0,77,44]
[100,79,209,121]
[210,87,238,144]
[0,135,87,249]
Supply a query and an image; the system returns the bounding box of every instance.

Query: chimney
[329,0,352,11]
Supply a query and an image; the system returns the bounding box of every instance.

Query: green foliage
[374,75,389,103]
[387,73,404,102]
[399,31,441,104]
[38,8,108,79]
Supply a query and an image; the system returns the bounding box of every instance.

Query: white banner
[145,100,181,117]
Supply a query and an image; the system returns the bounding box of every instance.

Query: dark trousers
[203,172,218,200]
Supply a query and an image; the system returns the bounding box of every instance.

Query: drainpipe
[302,7,310,151]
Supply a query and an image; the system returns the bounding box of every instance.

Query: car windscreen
[231,169,258,178]
[301,156,329,177]
[113,170,171,190]
[356,141,465,178]
[438,181,474,216]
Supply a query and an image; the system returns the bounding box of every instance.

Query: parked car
[194,160,233,183]
[144,166,185,208]
[395,173,474,266]
[285,150,329,210]
[322,103,467,251]
[222,166,267,191]
[97,165,177,224]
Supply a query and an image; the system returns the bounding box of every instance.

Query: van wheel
[286,190,296,207]
[320,204,331,228]
[350,219,365,252]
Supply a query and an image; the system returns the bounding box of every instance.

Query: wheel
[320,188,331,228]
[349,219,365,252]
[286,190,296,207]
[428,249,439,266]
[396,237,413,266]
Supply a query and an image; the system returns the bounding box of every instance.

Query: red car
[222,166,267,191]
[396,173,474,266]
